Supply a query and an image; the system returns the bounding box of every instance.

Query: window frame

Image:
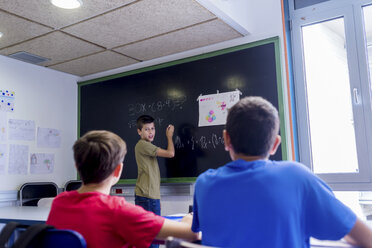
[289,0,372,190]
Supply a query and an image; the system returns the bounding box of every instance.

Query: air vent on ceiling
[8,51,49,65]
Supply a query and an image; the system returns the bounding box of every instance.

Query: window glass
[302,17,359,173]
[363,5,372,88]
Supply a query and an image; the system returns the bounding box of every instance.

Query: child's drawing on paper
[8,119,35,141]
[37,127,61,148]
[30,153,54,174]
[9,144,28,175]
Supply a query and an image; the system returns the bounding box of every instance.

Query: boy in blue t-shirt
[192,96,372,248]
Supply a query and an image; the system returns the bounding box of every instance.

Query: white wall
[0,55,79,191]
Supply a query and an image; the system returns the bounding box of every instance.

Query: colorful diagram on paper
[206,110,216,123]
[198,91,240,127]
[0,90,15,112]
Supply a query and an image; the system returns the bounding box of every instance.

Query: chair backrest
[64,180,82,192]
[165,237,216,248]
[28,229,87,248]
[19,182,58,206]
[0,223,86,248]
[37,197,55,207]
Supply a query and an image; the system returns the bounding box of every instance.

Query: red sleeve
[114,199,165,247]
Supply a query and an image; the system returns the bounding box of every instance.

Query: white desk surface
[0,206,50,224]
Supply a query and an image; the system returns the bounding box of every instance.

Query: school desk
[0,206,368,247]
[0,206,50,225]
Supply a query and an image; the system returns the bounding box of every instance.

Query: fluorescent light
[50,0,82,9]
[0,32,3,38]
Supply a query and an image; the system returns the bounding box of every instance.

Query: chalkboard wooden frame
[78,37,286,184]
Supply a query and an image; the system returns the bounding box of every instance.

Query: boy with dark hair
[47,130,197,248]
[191,96,372,248]
[135,115,175,220]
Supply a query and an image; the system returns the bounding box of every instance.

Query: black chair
[19,182,58,206]
[64,180,82,192]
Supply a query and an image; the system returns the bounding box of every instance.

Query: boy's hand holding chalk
[166,124,174,138]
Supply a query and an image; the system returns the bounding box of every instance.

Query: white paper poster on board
[0,90,15,112]
[198,91,240,127]
[8,119,35,141]
[9,144,28,175]
[37,127,61,148]
[0,144,6,174]
[30,153,54,174]
[0,112,6,141]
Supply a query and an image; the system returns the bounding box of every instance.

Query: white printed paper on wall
[37,127,61,148]
[0,90,15,112]
[9,144,28,175]
[0,112,6,141]
[30,153,54,174]
[0,144,6,174]
[198,91,240,127]
[8,119,35,141]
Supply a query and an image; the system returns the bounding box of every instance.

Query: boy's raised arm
[157,124,175,158]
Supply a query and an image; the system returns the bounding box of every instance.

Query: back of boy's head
[226,96,279,157]
[73,130,127,184]
[136,115,155,130]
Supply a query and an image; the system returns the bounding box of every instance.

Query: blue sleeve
[303,172,356,240]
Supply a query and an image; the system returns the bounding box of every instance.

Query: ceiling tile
[0,31,104,66]
[62,0,216,49]
[0,10,52,49]
[48,50,138,76]
[114,19,242,61]
[0,0,136,29]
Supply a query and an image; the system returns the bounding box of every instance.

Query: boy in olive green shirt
[135,115,175,220]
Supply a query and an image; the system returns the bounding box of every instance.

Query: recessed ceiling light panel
[51,0,82,9]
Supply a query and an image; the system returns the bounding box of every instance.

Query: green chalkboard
[78,37,285,183]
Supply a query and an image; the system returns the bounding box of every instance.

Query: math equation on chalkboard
[174,133,224,150]
[127,96,187,129]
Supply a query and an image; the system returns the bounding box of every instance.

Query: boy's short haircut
[136,115,155,130]
[73,130,127,184]
[226,96,279,157]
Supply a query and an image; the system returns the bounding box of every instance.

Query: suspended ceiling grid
[0,0,245,76]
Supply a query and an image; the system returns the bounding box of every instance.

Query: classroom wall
[0,55,79,192]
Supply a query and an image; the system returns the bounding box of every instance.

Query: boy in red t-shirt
[47,130,198,248]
